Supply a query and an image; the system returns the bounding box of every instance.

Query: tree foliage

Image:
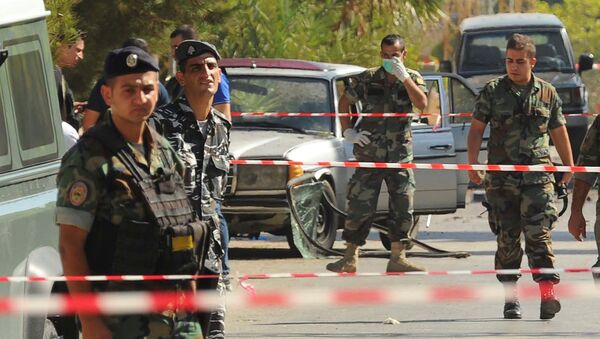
[53,0,443,98]
[535,0,600,57]
[44,0,81,61]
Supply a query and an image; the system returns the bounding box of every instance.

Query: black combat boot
[503,301,522,319]
[539,281,561,320]
[502,282,521,319]
[592,259,600,285]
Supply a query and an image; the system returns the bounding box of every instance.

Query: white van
[0,0,74,337]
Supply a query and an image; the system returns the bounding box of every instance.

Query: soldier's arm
[568,179,592,241]
[467,119,487,184]
[339,94,352,131]
[404,77,427,111]
[59,224,112,337]
[549,126,574,185]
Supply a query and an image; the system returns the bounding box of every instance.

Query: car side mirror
[0,49,7,68]
[439,60,452,73]
[578,53,594,74]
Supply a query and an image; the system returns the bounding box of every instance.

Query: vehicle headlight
[288,164,304,180]
[236,164,288,190]
[557,87,586,106]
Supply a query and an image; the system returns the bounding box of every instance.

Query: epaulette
[211,108,232,127]
[535,78,554,105]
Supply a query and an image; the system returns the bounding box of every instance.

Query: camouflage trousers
[343,168,415,246]
[103,313,203,338]
[485,182,559,283]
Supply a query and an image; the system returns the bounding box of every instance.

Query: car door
[339,75,459,214]
[443,73,484,208]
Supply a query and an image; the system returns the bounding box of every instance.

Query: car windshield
[460,30,573,75]
[229,75,333,134]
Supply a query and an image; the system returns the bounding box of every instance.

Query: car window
[5,37,57,166]
[230,75,333,134]
[413,80,442,128]
[447,77,476,124]
[460,30,572,75]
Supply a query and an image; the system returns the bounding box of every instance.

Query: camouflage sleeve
[548,89,566,130]
[343,72,366,105]
[574,116,600,185]
[409,70,428,94]
[55,146,105,231]
[472,85,492,124]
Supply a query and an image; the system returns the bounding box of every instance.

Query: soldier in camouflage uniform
[326,34,428,274]
[57,47,204,337]
[152,40,230,339]
[467,34,574,320]
[568,115,600,282]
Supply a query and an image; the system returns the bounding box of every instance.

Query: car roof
[221,58,365,79]
[0,0,49,27]
[460,13,563,32]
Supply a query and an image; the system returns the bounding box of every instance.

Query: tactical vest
[83,124,209,276]
[486,76,554,185]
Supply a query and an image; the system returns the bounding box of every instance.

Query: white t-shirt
[62,121,79,149]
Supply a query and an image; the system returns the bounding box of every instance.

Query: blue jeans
[216,202,230,275]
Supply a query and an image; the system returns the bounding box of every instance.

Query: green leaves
[49,0,443,98]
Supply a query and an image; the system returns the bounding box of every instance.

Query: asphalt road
[225,189,600,338]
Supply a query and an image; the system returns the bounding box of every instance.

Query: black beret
[103,46,159,79]
[175,40,221,66]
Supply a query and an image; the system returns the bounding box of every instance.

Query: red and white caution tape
[0,267,596,284]
[230,159,596,173]
[239,267,599,280]
[0,282,598,315]
[0,274,219,284]
[230,111,597,118]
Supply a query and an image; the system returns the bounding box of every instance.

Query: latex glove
[392,57,409,82]
[343,128,371,147]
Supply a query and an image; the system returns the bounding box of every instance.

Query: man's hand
[568,210,587,241]
[391,57,409,82]
[468,170,483,185]
[343,128,371,147]
[560,172,573,186]
[81,316,113,339]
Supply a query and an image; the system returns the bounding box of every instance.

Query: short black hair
[121,37,149,52]
[506,33,536,58]
[380,34,405,51]
[170,25,197,40]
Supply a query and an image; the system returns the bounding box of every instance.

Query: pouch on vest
[83,123,210,275]
[156,221,209,275]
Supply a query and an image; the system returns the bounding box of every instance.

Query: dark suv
[444,13,594,158]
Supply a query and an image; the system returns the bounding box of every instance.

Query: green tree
[536,0,600,57]
[63,0,443,98]
[44,0,81,61]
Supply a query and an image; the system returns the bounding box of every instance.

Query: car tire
[379,215,421,250]
[286,180,339,255]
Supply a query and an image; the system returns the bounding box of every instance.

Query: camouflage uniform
[55,118,203,337]
[342,66,427,245]
[152,95,231,339]
[575,115,600,259]
[473,75,565,283]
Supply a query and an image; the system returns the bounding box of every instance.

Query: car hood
[465,71,580,93]
[229,129,327,159]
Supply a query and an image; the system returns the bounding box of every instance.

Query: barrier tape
[0,282,598,315]
[1,267,597,284]
[230,159,594,173]
[230,112,598,118]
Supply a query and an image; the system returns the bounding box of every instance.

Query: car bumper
[221,196,290,214]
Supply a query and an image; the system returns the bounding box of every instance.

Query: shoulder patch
[68,181,88,207]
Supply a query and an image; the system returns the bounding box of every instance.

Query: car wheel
[379,215,421,250]
[287,180,339,255]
